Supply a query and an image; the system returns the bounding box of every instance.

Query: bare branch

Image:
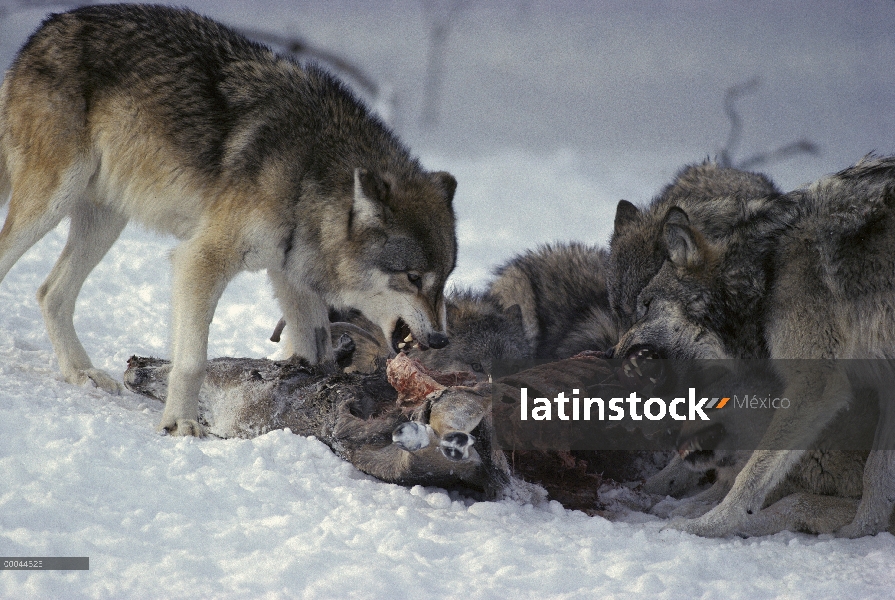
[718,77,820,170]
[238,28,397,126]
[420,0,471,127]
[737,140,821,171]
[719,77,761,168]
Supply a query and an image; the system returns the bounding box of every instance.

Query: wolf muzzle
[427,332,449,349]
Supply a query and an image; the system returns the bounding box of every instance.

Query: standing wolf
[613,156,895,537]
[0,4,456,436]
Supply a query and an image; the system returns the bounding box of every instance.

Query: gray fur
[409,290,530,379]
[608,161,780,329]
[614,156,895,537]
[0,5,456,436]
[333,243,619,379]
[328,291,531,381]
[646,374,875,536]
[489,242,620,359]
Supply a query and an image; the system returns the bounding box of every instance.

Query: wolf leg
[837,384,895,537]
[37,200,127,393]
[643,454,705,498]
[737,493,859,537]
[0,161,91,283]
[0,156,118,390]
[160,234,239,436]
[667,365,851,537]
[268,270,332,364]
[836,450,895,537]
[664,471,743,519]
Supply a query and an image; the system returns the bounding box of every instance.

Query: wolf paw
[664,499,717,519]
[79,368,123,395]
[836,519,887,538]
[392,422,432,451]
[836,495,894,538]
[157,418,205,437]
[440,431,475,461]
[650,499,715,519]
[663,510,745,538]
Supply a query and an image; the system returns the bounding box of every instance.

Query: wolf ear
[664,219,704,269]
[353,168,389,229]
[614,200,640,234]
[663,206,690,227]
[431,171,457,207]
[503,303,524,325]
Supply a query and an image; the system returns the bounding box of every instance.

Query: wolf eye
[407,272,422,289]
[636,297,652,320]
[470,362,484,373]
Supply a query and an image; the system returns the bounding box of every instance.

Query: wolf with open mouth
[0,4,456,437]
[610,156,895,537]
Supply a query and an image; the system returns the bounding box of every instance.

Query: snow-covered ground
[2,164,895,599]
[2,1,895,597]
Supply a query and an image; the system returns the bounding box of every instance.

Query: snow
[2,181,895,599]
[2,0,895,597]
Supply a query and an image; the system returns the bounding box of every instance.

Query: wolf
[648,451,875,536]
[613,156,895,537]
[489,242,620,359]
[0,5,456,436]
[329,242,617,379]
[325,291,530,381]
[407,291,530,379]
[607,160,779,330]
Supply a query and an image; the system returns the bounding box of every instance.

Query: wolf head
[612,195,795,364]
[409,291,530,381]
[329,291,529,380]
[331,167,457,354]
[607,162,779,329]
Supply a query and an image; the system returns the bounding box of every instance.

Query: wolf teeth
[398,342,406,349]
[681,440,700,459]
[403,334,414,343]
[649,377,657,383]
